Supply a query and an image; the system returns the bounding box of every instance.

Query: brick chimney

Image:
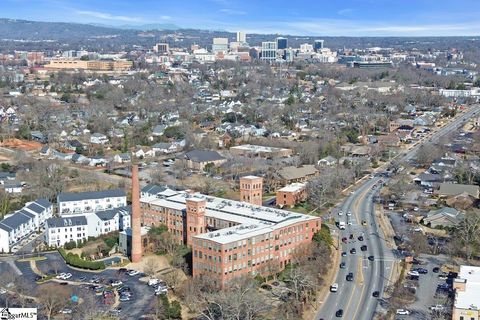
[131,164,142,263]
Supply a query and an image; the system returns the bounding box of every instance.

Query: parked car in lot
[408,270,419,277]
[413,268,428,274]
[59,308,72,314]
[430,304,445,311]
[111,280,123,287]
[432,267,440,273]
[128,270,140,276]
[438,273,448,280]
[149,278,160,286]
[396,309,410,315]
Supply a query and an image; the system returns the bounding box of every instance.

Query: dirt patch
[1,139,42,151]
[125,254,170,273]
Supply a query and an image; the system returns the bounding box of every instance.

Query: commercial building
[276,165,319,185]
[57,189,127,216]
[153,43,169,54]
[314,40,324,51]
[0,199,53,253]
[276,37,288,50]
[276,183,307,208]
[261,42,277,62]
[229,144,293,159]
[212,38,229,54]
[236,31,246,43]
[176,149,226,171]
[453,265,480,320]
[45,59,133,71]
[140,176,321,286]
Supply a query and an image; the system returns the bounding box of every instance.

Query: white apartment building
[45,216,88,247]
[0,199,53,252]
[57,189,127,216]
[86,206,131,238]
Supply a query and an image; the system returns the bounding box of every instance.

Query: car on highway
[341,252,347,257]
[338,221,346,230]
[339,262,346,269]
[335,309,343,317]
[368,255,374,261]
[338,211,343,216]
[341,237,348,244]
[358,235,364,241]
[360,245,367,251]
[347,220,352,226]
[396,309,410,315]
[372,291,380,298]
[361,220,367,226]
[350,248,356,254]
[346,273,354,281]
[330,283,338,292]
[346,211,352,216]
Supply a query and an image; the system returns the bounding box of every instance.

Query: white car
[56,273,67,279]
[63,273,72,280]
[155,286,168,295]
[430,305,445,311]
[396,309,410,315]
[338,211,343,216]
[347,211,352,216]
[0,288,6,294]
[59,308,72,314]
[347,220,353,226]
[408,270,419,276]
[111,280,123,287]
[148,278,160,286]
[330,283,338,292]
[128,270,140,276]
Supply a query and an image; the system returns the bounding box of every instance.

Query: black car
[358,236,364,241]
[349,234,354,240]
[350,248,356,254]
[342,252,347,257]
[415,268,428,274]
[361,245,367,251]
[432,267,440,273]
[336,309,343,317]
[340,262,346,269]
[346,273,354,281]
[372,291,380,297]
[368,255,374,261]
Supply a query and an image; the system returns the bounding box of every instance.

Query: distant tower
[237,31,246,43]
[186,198,206,246]
[276,37,288,50]
[314,40,324,52]
[131,165,142,263]
[240,176,263,206]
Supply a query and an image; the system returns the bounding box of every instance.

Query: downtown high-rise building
[236,31,246,43]
[276,37,288,50]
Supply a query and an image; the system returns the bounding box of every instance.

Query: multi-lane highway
[316,104,480,320]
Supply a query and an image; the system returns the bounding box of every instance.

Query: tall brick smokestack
[131,164,142,263]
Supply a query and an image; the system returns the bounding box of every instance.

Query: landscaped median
[58,248,106,270]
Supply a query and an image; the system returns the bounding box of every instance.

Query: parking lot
[12,252,161,319]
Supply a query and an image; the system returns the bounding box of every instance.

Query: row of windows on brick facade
[193,254,274,274]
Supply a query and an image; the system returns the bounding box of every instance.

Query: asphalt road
[316,104,480,320]
[316,177,395,320]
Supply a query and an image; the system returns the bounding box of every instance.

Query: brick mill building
[140,176,321,286]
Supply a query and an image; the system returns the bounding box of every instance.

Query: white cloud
[160,15,172,20]
[76,10,144,23]
[337,8,354,16]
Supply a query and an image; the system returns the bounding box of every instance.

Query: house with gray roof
[86,206,131,238]
[424,207,464,228]
[57,189,126,216]
[44,216,88,247]
[177,149,226,171]
[0,199,53,252]
[437,183,480,199]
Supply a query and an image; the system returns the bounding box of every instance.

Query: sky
[2,0,480,36]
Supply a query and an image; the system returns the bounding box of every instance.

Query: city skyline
[1,0,480,36]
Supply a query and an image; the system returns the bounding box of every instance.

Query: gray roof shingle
[46,216,88,228]
[180,150,225,163]
[58,189,125,202]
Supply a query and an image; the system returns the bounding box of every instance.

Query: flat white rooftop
[455,265,480,310]
[230,144,291,152]
[141,189,319,244]
[277,182,306,193]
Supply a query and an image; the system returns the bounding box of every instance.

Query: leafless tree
[37,283,72,320]
[455,210,480,260]
[144,257,159,278]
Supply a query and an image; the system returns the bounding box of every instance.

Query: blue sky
[2,0,480,36]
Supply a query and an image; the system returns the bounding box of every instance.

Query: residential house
[423,207,464,228]
[113,153,131,164]
[90,133,109,145]
[2,181,23,194]
[88,156,107,167]
[437,183,480,199]
[57,189,127,216]
[64,139,84,152]
[0,172,16,185]
[318,156,337,167]
[44,216,88,247]
[86,206,131,238]
[277,165,319,185]
[176,149,226,171]
[152,124,166,137]
[0,199,53,252]
[71,153,90,165]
